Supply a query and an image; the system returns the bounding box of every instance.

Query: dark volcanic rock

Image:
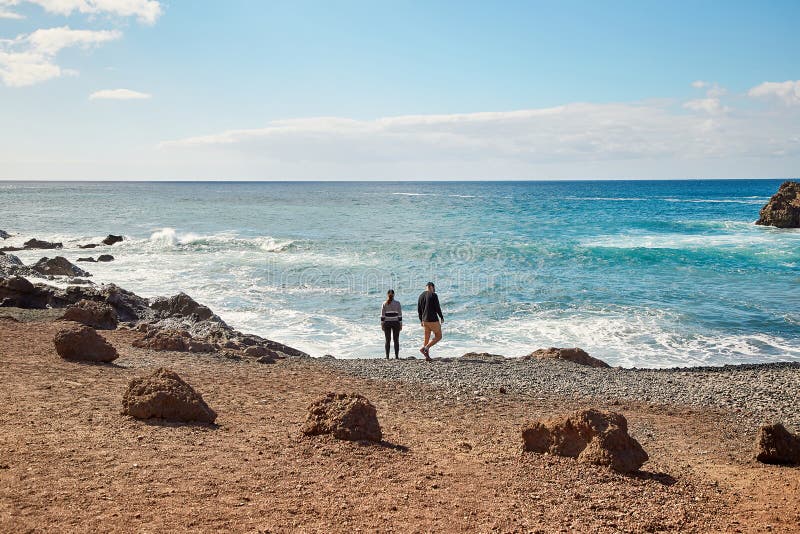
[0,276,50,308]
[755,423,800,465]
[151,292,216,321]
[0,230,10,239]
[53,324,118,362]
[97,254,114,262]
[302,392,382,442]
[102,234,123,246]
[0,253,34,277]
[523,347,610,368]
[756,181,800,228]
[32,257,91,278]
[122,367,216,423]
[78,243,99,249]
[23,238,62,250]
[61,299,118,330]
[522,408,648,473]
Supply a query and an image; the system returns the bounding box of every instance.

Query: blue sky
[1,0,799,180]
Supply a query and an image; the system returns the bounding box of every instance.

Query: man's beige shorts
[422,321,442,336]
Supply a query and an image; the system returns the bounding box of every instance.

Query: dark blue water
[2,179,798,366]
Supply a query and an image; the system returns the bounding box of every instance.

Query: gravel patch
[319,357,800,431]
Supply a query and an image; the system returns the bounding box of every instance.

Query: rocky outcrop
[151,292,216,321]
[122,367,217,424]
[460,352,507,363]
[61,299,118,330]
[0,276,50,308]
[32,257,91,278]
[102,234,123,246]
[522,409,648,473]
[132,329,214,353]
[755,423,800,465]
[53,324,118,363]
[756,181,800,228]
[524,347,610,368]
[24,238,62,249]
[302,392,382,442]
[0,253,36,278]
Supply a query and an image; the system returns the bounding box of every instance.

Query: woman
[380,289,402,359]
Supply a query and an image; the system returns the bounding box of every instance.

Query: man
[417,282,444,361]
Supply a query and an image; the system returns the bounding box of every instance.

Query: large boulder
[754,423,800,465]
[522,409,648,473]
[0,276,50,308]
[32,257,91,278]
[102,234,123,246]
[302,392,382,442]
[122,368,216,424]
[53,324,118,363]
[132,329,214,353]
[756,181,800,228]
[23,238,62,250]
[61,299,118,330]
[523,347,610,368]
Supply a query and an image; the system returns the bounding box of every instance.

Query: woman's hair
[386,289,395,303]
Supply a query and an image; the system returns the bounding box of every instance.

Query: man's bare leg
[421,324,432,359]
[426,330,442,349]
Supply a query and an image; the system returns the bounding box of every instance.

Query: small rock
[523,347,610,368]
[97,254,114,262]
[755,423,800,465]
[23,238,62,250]
[0,230,10,239]
[102,234,124,246]
[32,256,91,278]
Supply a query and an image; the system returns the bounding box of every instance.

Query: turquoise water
[3,179,799,366]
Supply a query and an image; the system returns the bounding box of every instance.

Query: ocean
[2,179,799,367]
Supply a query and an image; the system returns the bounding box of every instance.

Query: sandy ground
[0,316,798,533]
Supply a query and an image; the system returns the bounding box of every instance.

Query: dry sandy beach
[0,310,798,533]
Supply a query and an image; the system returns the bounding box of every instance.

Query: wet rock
[53,324,118,363]
[102,234,123,246]
[0,230,10,239]
[97,254,114,262]
[78,243,99,249]
[524,347,610,368]
[756,181,800,228]
[122,367,216,423]
[755,423,800,465]
[0,253,34,277]
[76,257,96,262]
[23,238,62,250]
[32,257,91,278]
[302,392,382,442]
[522,408,648,473]
[61,299,118,330]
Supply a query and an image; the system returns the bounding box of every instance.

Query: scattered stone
[0,230,9,239]
[61,299,118,330]
[524,347,610,368]
[121,367,216,424]
[302,392,382,442]
[522,408,648,473]
[53,324,118,363]
[756,181,800,228]
[23,238,62,250]
[460,352,507,363]
[32,257,91,278]
[132,330,214,353]
[102,234,124,246]
[97,254,114,262]
[499,386,507,394]
[755,423,800,465]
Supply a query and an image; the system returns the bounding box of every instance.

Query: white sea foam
[662,198,766,204]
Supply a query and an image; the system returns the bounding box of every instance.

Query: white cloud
[748,80,800,106]
[160,100,800,175]
[0,8,24,18]
[683,98,726,115]
[89,87,150,100]
[691,80,708,89]
[0,25,120,86]
[1,0,162,24]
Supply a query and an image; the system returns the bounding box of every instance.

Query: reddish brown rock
[522,409,648,473]
[132,330,214,353]
[53,324,118,363]
[524,347,610,368]
[61,299,118,330]
[122,368,216,423]
[756,181,800,228]
[302,392,382,442]
[755,423,800,465]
